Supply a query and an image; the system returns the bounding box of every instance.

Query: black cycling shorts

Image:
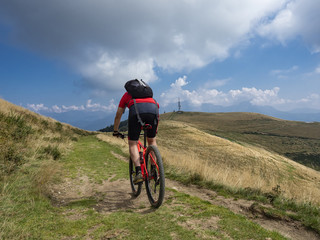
[128,113,158,141]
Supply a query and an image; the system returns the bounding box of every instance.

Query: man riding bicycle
[113,79,159,184]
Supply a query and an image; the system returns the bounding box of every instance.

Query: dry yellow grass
[157,120,320,204]
[96,133,129,155]
[0,98,82,131]
[96,120,320,204]
[0,98,83,162]
[0,98,52,122]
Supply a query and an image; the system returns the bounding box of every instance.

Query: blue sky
[0,0,320,128]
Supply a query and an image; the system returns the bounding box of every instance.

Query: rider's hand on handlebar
[113,131,125,139]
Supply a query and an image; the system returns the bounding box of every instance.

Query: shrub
[41,120,49,128]
[0,144,25,176]
[72,128,89,136]
[6,112,33,140]
[41,145,62,160]
[0,112,32,176]
[55,122,63,132]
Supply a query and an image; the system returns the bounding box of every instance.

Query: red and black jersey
[118,92,159,109]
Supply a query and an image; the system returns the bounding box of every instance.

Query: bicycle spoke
[145,145,165,208]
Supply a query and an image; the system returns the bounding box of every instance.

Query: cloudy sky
[1,0,320,122]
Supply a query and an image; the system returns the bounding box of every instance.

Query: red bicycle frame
[137,126,159,181]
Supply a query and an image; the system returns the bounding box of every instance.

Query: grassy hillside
[161,111,320,170]
[1,99,320,238]
[156,119,320,205]
[99,128,320,236]
[0,98,89,178]
[0,99,289,239]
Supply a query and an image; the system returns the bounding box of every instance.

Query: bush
[41,145,62,160]
[0,112,32,176]
[72,128,90,136]
[55,122,63,132]
[41,120,49,128]
[0,144,25,176]
[5,112,33,140]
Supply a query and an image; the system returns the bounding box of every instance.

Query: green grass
[61,135,128,183]
[0,135,128,239]
[1,135,290,239]
[167,190,287,240]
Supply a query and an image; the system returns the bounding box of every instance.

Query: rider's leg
[129,140,143,184]
[129,140,140,167]
[147,137,157,147]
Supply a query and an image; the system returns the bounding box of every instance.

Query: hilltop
[161,111,320,170]
[1,98,320,239]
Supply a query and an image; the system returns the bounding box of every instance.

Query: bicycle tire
[145,145,165,208]
[129,158,142,197]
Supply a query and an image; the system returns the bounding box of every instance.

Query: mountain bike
[118,124,165,208]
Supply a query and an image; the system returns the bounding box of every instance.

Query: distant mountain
[31,101,320,131]
[39,110,117,131]
[199,102,320,122]
[243,104,320,122]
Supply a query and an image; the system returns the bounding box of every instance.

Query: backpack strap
[133,99,145,127]
[153,98,159,108]
[153,99,159,117]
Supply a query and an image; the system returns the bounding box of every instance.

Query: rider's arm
[113,107,125,132]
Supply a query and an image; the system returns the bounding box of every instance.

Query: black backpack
[124,79,153,99]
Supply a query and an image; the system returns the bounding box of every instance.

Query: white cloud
[52,105,63,113]
[62,105,85,112]
[27,103,49,112]
[170,76,189,89]
[0,0,288,92]
[161,76,320,110]
[270,65,299,79]
[296,94,320,110]
[204,78,231,88]
[27,99,116,113]
[270,65,298,76]
[303,64,320,77]
[80,52,158,91]
[314,65,320,74]
[258,0,320,53]
[86,99,116,112]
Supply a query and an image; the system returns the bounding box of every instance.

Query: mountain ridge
[22,100,320,131]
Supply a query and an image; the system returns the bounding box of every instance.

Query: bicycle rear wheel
[145,145,165,208]
[129,158,142,197]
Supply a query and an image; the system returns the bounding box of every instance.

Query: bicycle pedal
[134,179,143,185]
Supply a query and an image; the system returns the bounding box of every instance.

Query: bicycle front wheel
[145,145,165,208]
[129,158,142,197]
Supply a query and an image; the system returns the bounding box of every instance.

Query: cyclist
[113,81,159,184]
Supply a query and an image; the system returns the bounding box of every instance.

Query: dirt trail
[165,179,319,240]
[49,151,320,240]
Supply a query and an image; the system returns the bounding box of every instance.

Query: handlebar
[118,133,125,139]
[113,132,126,139]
